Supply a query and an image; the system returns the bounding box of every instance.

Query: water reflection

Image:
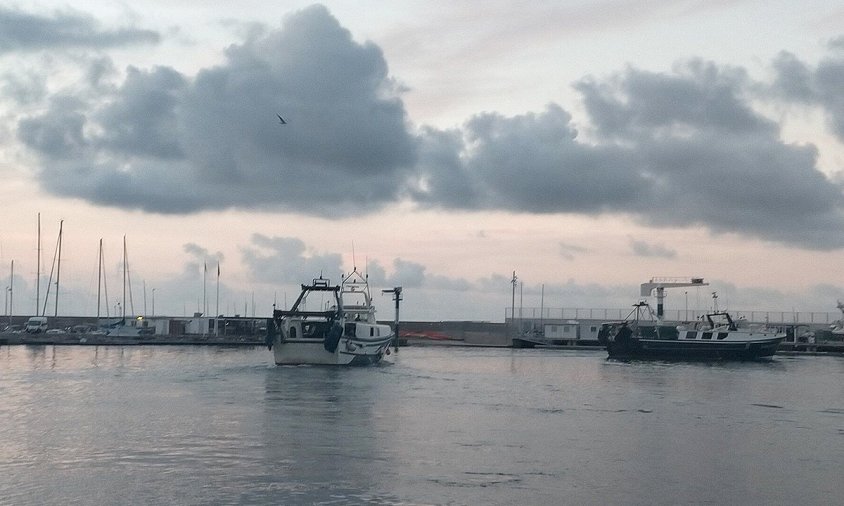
[255,366,401,504]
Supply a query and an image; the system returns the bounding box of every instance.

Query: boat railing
[507,307,843,325]
[273,309,337,320]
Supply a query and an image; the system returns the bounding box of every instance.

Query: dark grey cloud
[0,6,159,52]
[415,59,844,249]
[1,68,47,105]
[413,104,644,212]
[19,5,415,216]
[95,66,186,158]
[771,47,844,140]
[576,62,844,248]
[629,238,677,258]
[18,95,89,159]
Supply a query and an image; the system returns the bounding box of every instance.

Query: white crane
[640,277,709,321]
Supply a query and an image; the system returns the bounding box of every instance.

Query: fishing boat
[267,270,394,365]
[597,296,784,360]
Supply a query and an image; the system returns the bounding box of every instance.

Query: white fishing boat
[267,270,394,365]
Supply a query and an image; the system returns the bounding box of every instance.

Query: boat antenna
[351,242,357,273]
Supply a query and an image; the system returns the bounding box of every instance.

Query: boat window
[685,331,697,339]
[701,332,712,340]
[370,327,374,336]
[590,326,597,333]
[290,326,296,338]
[717,332,729,340]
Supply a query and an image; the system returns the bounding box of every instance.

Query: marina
[1,2,843,505]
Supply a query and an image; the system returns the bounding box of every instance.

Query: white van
[24,316,48,334]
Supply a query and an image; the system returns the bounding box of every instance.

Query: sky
[1,0,843,322]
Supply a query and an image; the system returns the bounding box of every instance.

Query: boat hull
[607,336,783,360]
[272,335,393,366]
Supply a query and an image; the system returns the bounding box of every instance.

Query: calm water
[0,345,842,505]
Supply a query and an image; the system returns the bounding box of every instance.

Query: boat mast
[54,220,63,317]
[41,224,58,318]
[122,236,127,320]
[35,212,40,316]
[8,260,13,323]
[97,239,102,320]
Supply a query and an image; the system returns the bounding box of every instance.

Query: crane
[640,277,709,321]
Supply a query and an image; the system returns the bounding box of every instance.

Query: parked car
[25,316,49,333]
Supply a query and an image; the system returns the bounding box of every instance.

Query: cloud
[367,258,471,291]
[241,234,343,285]
[11,5,844,250]
[559,242,587,260]
[183,243,224,266]
[1,68,47,105]
[0,6,159,52]
[579,62,844,248]
[629,238,677,258]
[18,5,416,216]
[416,59,844,249]
[771,46,844,140]
[240,235,473,294]
[413,104,643,212]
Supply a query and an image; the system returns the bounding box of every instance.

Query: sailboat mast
[101,243,109,318]
[36,212,40,316]
[97,239,102,320]
[54,220,63,317]
[122,236,127,320]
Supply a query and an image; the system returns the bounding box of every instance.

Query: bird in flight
[277,114,287,125]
